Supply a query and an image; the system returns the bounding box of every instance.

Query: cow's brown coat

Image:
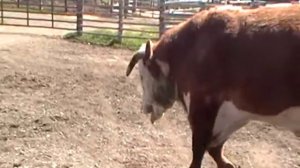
[127,5,300,168]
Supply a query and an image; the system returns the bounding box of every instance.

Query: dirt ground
[0,26,299,168]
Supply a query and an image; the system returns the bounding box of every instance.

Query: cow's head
[126,40,177,124]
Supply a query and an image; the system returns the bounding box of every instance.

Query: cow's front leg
[208,141,235,168]
[188,95,221,168]
[189,128,207,168]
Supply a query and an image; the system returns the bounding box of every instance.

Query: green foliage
[63,28,158,51]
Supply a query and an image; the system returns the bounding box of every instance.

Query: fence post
[110,0,113,13]
[117,0,124,43]
[51,0,54,28]
[26,0,29,26]
[124,0,128,18]
[64,0,68,12]
[0,0,3,24]
[16,0,19,8]
[132,0,136,13]
[93,0,97,13]
[159,0,165,37]
[76,0,83,36]
[39,0,42,11]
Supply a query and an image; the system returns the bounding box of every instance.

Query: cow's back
[164,5,300,115]
[224,6,300,115]
[185,5,300,150]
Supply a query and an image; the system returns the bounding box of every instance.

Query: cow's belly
[256,107,300,136]
[210,101,300,147]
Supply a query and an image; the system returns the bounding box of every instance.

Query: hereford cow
[126,5,300,168]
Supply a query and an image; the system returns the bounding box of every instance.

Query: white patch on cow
[210,101,250,147]
[183,92,191,114]
[156,60,170,77]
[138,60,154,110]
[138,59,166,124]
[210,101,300,147]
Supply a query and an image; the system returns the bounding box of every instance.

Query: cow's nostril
[145,105,153,113]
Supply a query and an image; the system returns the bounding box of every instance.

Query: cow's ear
[143,40,153,63]
[126,52,144,76]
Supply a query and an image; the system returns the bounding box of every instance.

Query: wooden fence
[0,0,77,30]
[0,0,272,42]
[0,0,162,41]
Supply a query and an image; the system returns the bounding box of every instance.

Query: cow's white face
[126,40,176,124]
[138,59,167,123]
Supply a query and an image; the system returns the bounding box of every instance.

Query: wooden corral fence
[0,0,162,41]
[0,0,285,42]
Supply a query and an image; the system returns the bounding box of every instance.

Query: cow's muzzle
[143,104,153,114]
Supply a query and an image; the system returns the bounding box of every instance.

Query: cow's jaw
[138,59,176,124]
[138,60,164,123]
[150,104,165,124]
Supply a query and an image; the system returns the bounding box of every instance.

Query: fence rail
[0,0,162,41]
[0,0,275,42]
[0,0,214,41]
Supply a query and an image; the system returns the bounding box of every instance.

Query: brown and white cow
[126,5,300,168]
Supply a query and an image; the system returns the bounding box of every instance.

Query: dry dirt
[0,26,299,168]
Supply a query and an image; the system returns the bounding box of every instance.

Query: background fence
[0,0,293,42]
[0,0,162,42]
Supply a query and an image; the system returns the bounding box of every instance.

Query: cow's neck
[152,20,199,111]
